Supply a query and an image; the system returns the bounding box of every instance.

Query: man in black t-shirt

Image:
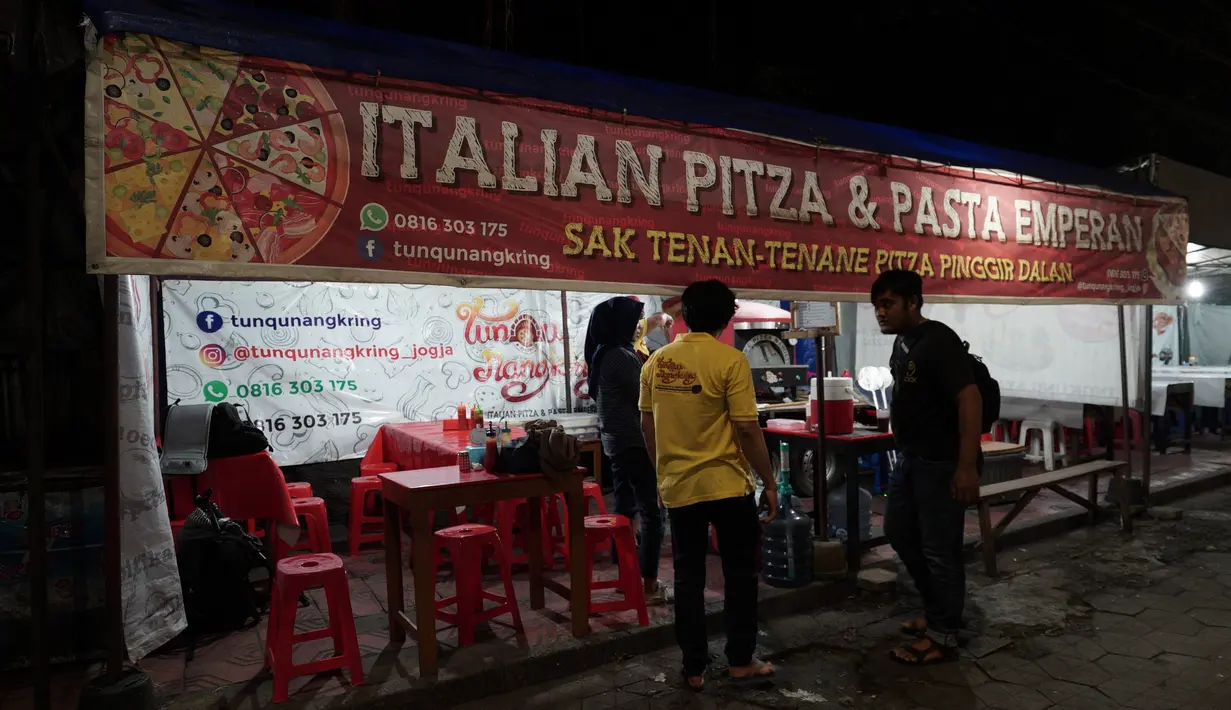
[871,270,982,666]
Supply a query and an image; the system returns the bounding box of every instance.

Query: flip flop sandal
[900,619,928,636]
[680,670,705,693]
[889,642,957,666]
[727,661,776,688]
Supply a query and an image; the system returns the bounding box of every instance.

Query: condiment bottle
[456,401,467,428]
[500,421,512,446]
[472,404,484,429]
[484,423,499,472]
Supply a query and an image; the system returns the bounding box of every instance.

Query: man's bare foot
[890,637,956,666]
[728,659,776,681]
[900,617,928,636]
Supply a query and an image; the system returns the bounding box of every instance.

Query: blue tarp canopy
[85,0,1171,199]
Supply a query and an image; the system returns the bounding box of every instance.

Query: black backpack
[177,490,269,636]
[963,342,1001,433]
[208,402,271,458]
[495,436,541,474]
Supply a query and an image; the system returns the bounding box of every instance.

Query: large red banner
[87,32,1189,302]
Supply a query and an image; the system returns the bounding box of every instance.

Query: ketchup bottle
[456,401,467,428]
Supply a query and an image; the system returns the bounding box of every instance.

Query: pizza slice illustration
[100,32,349,265]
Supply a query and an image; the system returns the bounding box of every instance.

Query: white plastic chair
[1019,419,1066,471]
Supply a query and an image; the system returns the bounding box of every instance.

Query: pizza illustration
[1147,205,1188,300]
[99,33,348,264]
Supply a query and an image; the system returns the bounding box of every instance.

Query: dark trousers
[667,494,761,675]
[884,457,967,640]
[609,446,664,579]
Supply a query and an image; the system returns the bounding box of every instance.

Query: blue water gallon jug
[762,442,814,588]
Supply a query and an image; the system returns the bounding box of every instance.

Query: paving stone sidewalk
[467,487,1231,709]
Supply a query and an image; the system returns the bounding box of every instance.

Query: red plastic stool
[492,498,552,566]
[348,476,384,556]
[264,554,363,703]
[286,481,313,499]
[360,462,398,477]
[545,481,609,566]
[432,524,523,646]
[582,514,649,626]
[278,497,332,557]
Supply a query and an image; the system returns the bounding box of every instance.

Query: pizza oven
[731,301,808,400]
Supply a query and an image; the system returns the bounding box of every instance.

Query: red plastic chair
[285,481,313,500]
[492,498,552,566]
[432,524,523,647]
[360,461,398,477]
[348,476,384,556]
[582,514,649,626]
[264,554,364,703]
[545,481,609,566]
[277,497,332,558]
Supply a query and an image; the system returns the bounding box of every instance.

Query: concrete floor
[465,486,1231,709]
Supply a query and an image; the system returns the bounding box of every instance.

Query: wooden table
[379,465,589,678]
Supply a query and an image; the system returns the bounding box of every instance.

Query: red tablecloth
[362,421,526,471]
[166,451,299,542]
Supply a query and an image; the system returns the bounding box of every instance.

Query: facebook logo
[357,236,384,262]
[197,310,223,333]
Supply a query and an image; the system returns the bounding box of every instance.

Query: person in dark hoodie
[584,296,670,604]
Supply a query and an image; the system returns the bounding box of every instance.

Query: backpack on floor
[177,490,269,635]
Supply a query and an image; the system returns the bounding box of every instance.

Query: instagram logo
[199,344,227,369]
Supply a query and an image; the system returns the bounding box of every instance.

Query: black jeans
[668,494,761,676]
[609,446,664,580]
[884,456,967,643]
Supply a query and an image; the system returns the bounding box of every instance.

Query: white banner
[854,302,1144,409]
[117,275,186,661]
[163,281,661,466]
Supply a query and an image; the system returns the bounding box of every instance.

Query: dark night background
[225,0,1231,178]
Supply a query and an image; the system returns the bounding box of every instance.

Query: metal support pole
[560,292,572,413]
[1117,306,1134,534]
[812,335,828,539]
[103,276,125,676]
[1143,305,1154,499]
[24,3,49,702]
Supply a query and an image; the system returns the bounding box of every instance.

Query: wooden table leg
[565,476,590,637]
[977,501,997,577]
[592,444,603,491]
[526,496,545,610]
[384,500,405,644]
[409,505,438,678]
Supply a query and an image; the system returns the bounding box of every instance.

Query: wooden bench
[976,459,1131,576]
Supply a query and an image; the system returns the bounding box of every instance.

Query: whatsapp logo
[203,380,228,402]
[360,203,389,232]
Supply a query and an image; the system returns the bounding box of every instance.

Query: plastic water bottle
[827,483,874,543]
[762,442,814,588]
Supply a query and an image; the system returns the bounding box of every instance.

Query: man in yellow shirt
[639,280,778,691]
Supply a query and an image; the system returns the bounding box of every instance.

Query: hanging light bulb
[1186,280,1205,300]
